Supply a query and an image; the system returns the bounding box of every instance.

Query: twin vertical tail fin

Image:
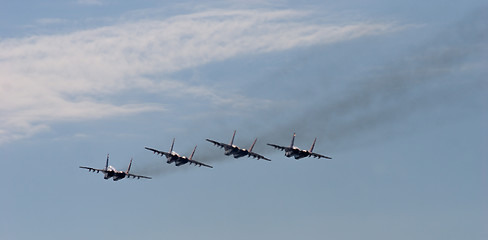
[127,158,133,173]
[290,133,296,148]
[249,138,257,152]
[230,130,236,145]
[105,154,109,171]
[170,138,175,153]
[310,138,317,152]
[189,146,197,160]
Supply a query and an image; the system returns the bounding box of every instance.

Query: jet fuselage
[166,152,180,164]
[224,146,249,158]
[113,172,127,181]
[103,166,127,181]
[285,147,311,159]
[165,152,192,166]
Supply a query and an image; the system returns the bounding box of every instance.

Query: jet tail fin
[230,130,236,145]
[249,138,258,152]
[105,154,109,171]
[127,158,133,173]
[189,145,197,160]
[310,138,317,152]
[170,138,175,152]
[290,133,296,148]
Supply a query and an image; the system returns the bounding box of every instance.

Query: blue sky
[1,1,487,239]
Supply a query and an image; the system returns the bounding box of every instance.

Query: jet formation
[80,132,332,180]
[79,154,152,181]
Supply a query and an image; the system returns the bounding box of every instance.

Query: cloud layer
[0,8,399,144]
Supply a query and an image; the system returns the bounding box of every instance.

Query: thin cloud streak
[0,8,399,144]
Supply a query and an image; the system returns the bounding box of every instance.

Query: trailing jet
[145,138,213,168]
[206,130,270,161]
[267,133,332,160]
[79,154,151,181]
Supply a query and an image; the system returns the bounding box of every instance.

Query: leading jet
[267,133,332,160]
[79,154,152,181]
[145,139,213,168]
[206,130,270,161]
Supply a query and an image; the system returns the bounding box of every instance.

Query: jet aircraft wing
[266,143,288,151]
[79,166,107,173]
[247,151,271,161]
[127,173,152,179]
[309,152,332,159]
[187,159,213,168]
[206,139,231,149]
[145,147,172,158]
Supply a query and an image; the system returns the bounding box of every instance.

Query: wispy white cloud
[0,8,401,144]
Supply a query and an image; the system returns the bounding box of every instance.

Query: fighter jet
[206,130,270,161]
[145,138,213,168]
[79,154,152,181]
[267,133,332,160]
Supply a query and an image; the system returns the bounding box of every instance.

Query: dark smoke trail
[258,8,488,153]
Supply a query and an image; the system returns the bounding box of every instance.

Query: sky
[1,1,487,239]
